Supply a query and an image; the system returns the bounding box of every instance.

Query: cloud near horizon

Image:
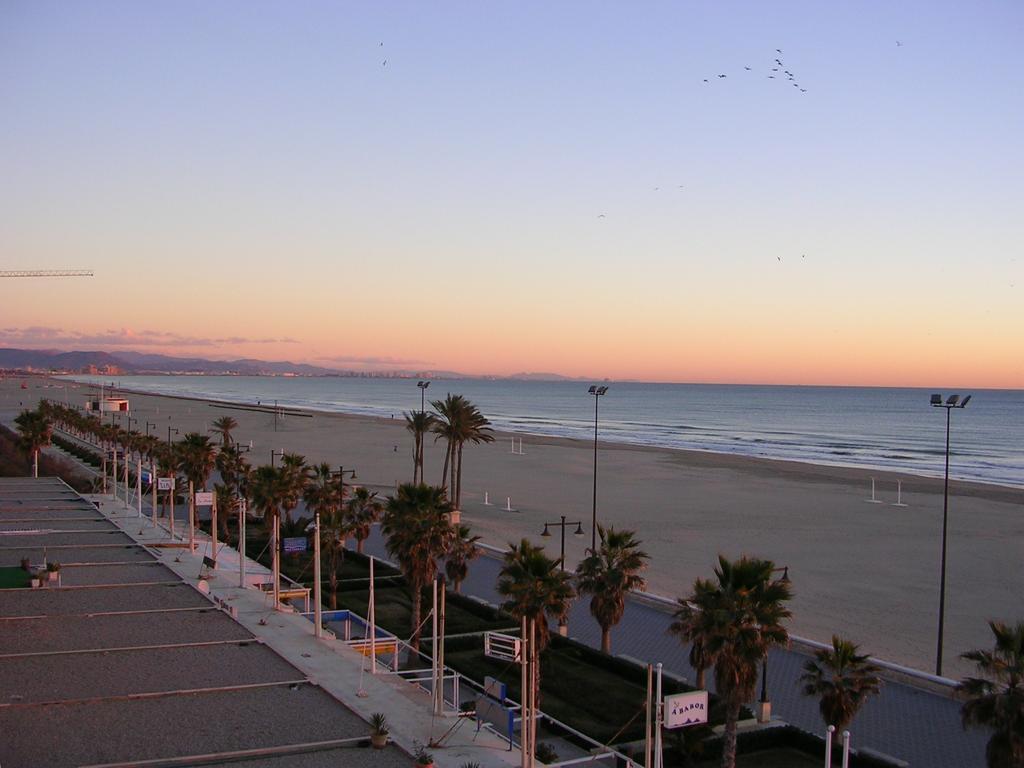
[0,326,299,348]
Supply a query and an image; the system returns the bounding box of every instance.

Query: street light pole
[930,393,970,677]
[540,515,585,571]
[587,385,608,553]
[758,565,790,723]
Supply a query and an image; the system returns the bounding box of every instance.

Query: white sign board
[664,690,709,729]
[157,477,175,491]
[194,492,214,506]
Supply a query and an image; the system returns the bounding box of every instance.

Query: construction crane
[0,270,93,278]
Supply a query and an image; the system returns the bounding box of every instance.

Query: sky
[1,1,1021,387]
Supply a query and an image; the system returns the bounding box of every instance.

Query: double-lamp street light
[930,392,970,677]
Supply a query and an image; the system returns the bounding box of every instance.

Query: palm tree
[216,443,251,498]
[210,416,238,447]
[576,525,649,654]
[279,452,309,524]
[959,620,1024,768]
[178,433,217,491]
[671,556,793,768]
[445,524,482,594]
[381,483,455,650]
[800,635,882,732]
[14,410,52,478]
[304,463,346,608]
[249,465,290,610]
[213,483,238,541]
[431,394,494,508]
[404,411,435,484]
[496,538,575,653]
[346,486,384,554]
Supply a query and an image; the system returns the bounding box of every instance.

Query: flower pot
[48,571,59,582]
[30,579,41,588]
[370,734,388,749]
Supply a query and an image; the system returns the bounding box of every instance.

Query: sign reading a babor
[157,477,175,491]
[194,492,214,506]
[664,690,709,729]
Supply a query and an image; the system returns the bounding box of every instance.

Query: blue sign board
[282,537,308,554]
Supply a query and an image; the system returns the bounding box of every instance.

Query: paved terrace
[0,478,514,768]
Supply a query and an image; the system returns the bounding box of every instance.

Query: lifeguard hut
[85,397,130,413]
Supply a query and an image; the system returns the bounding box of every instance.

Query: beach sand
[7,376,1022,679]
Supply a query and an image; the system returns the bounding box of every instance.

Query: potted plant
[369,713,389,749]
[414,744,434,768]
[19,557,31,572]
[46,562,61,582]
[31,571,44,588]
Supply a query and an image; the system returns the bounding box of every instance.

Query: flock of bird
[703,48,807,93]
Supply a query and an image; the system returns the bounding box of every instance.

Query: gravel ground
[57,562,178,586]
[0,519,118,531]
[0,582,209,617]
[0,530,137,548]
[0,608,252,654]
[0,683,371,768]
[224,744,413,767]
[2,641,304,703]
[0,544,154,566]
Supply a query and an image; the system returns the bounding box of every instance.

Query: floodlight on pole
[930,392,971,677]
[587,384,608,553]
[417,380,431,413]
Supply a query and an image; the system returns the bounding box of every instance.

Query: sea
[60,376,1023,488]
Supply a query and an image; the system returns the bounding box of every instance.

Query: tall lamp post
[541,515,584,635]
[145,421,157,438]
[758,565,790,722]
[167,426,178,446]
[930,392,971,677]
[271,449,285,468]
[587,385,608,553]
[417,380,431,413]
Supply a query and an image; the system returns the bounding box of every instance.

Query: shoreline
[10,374,1024,678]
[55,376,1023,500]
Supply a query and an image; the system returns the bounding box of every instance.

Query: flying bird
[382,59,387,66]
[718,74,727,78]
[776,48,783,53]
[800,88,807,93]
[896,40,903,47]
[703,79,709,83]
[744,66,752,71]
[597,214,606,219]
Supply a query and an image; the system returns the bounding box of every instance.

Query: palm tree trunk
[449,442,457,499]
[721,700,741,768]
[356,536,365,554]
[410,579,422,651]
[329,548,338,604]
[33,449,39,479]
[440,441,451,490]
[601,627,611,655]
[455,443,464,508]
[696,667,706,690]
[412,433,420,484]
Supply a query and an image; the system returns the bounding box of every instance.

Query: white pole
[520,615,528,768]
[511,436,515,454]
[188,480,196,553]
[313,512,322,639]
[654,662,663,768]
[841,731,851,768]
[150,460,157,529]
[439,581,446,713]
[136,459,142,517]
[825,725,835,768]
[893,480,907,507]
[272,514,280,609]
[432,578,440,714]
[112,449,118,503]
[867,477,882,503]
[239,497,247,588]
[506,497,512,511]
[169,479,175,539]
[645,664,653,768]
[484,492,490,505]
[210,492,218,565]
[368,556,376,673]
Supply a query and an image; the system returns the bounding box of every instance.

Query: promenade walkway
[360,528,987,768]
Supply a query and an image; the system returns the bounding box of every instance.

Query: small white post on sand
[892,480,908,507]
[506,497,513,511]
[865,477,883,504]
[484,491,492,506]
[511,436,516,454]
[518,438,525,455]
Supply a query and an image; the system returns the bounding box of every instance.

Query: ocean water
[61,376,1023,488]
